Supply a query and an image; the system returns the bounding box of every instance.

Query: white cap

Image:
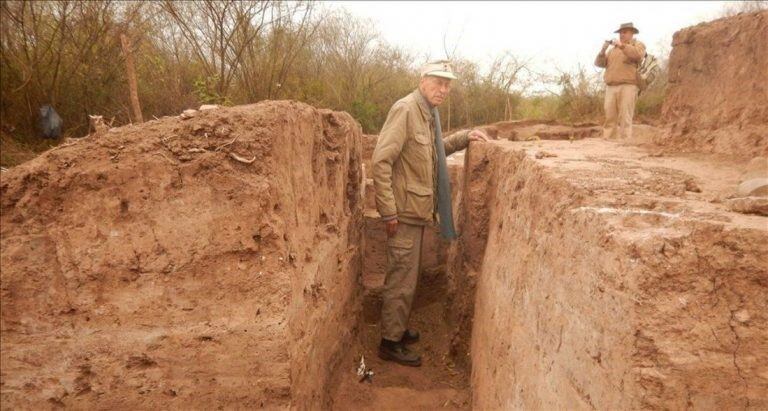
[420,60,458,80]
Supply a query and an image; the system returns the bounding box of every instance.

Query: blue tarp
[39,105,62,139]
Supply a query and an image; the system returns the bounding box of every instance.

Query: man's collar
[412,89,434,120]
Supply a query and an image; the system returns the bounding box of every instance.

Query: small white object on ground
[357,355,374,383]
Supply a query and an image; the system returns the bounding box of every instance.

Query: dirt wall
[462,140,767,410]
[479,120,601,142]
[444,149,491,371]
[0,101,363,409]
[661,10,768,158]
[443,124,616,373]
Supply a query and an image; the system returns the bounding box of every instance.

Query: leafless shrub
[719,0,767,17]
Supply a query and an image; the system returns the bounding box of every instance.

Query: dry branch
[215,136,238,151]
[229,152,256,164]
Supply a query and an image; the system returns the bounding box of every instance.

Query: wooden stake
[120,33,143,123]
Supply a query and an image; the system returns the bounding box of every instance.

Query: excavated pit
[3,113,764,410]
[2,12,767,410]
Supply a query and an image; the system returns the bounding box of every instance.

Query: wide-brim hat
[420,60,458,80]
[615,22,639,34]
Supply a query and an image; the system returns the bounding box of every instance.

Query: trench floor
[330,261,470,410]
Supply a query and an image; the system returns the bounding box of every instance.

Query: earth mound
[0,101,364,409]
[662,10,768,158]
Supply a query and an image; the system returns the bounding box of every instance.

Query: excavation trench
[2,10,766,410]
[329,123,608,409]
[1,104,765,410]
[329,208,472,409]
[330,119,768,410]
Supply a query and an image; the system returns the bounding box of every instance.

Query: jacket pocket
[414,132,431,145]
[409,132,432,162]
[404,184,434,220]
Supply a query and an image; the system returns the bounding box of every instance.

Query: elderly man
[595,22,646,139]
[372,61,489,367]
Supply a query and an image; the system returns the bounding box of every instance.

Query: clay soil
[2,10,767,411]
[464,137,767,410]
[3,116,764,410]
[661,10,768,158]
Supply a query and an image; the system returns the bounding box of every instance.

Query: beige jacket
[595,40,646,85]
[372,89,470,225]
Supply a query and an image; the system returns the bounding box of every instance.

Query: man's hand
[602,40,611,51]
[468,129,490,142]
[385,218,398,237]
[612,39,624,49]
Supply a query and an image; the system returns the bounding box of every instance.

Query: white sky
[332,1,738,93]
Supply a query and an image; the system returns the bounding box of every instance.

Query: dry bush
[0,1,418,141]
[719,0,767,17]
[551,66,604,122]
[445,52,532,130]
[1,0,672,162]
[1,1,145,135]
[303,9,417,132]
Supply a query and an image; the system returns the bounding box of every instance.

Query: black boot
[379,338,421,367]
[401,329,420,345]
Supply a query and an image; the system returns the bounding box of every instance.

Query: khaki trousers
[381,222,424,341]
[603,84,638,139]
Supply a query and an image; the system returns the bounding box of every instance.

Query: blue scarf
[431,107,457,239]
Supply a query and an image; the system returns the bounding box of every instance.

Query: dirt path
[330,259,470,410]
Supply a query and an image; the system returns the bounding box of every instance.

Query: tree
[720,0,767,17]
[159,0,273,102]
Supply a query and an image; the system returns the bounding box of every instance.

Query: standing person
[371,61,489,367]
[595,22,646,139]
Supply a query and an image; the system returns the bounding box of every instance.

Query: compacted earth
[1,10,766,411]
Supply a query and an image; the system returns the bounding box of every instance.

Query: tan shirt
[595,40,646,85]
[372,89,469,225]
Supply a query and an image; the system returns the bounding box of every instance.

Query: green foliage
[349,99,381,135]
[636,88,666,118]
[193,76,230,106]
[515,95,560,121]
[1,1,127,135]
[555,67,603,122]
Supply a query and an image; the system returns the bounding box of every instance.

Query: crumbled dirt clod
[726,196,768,216]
